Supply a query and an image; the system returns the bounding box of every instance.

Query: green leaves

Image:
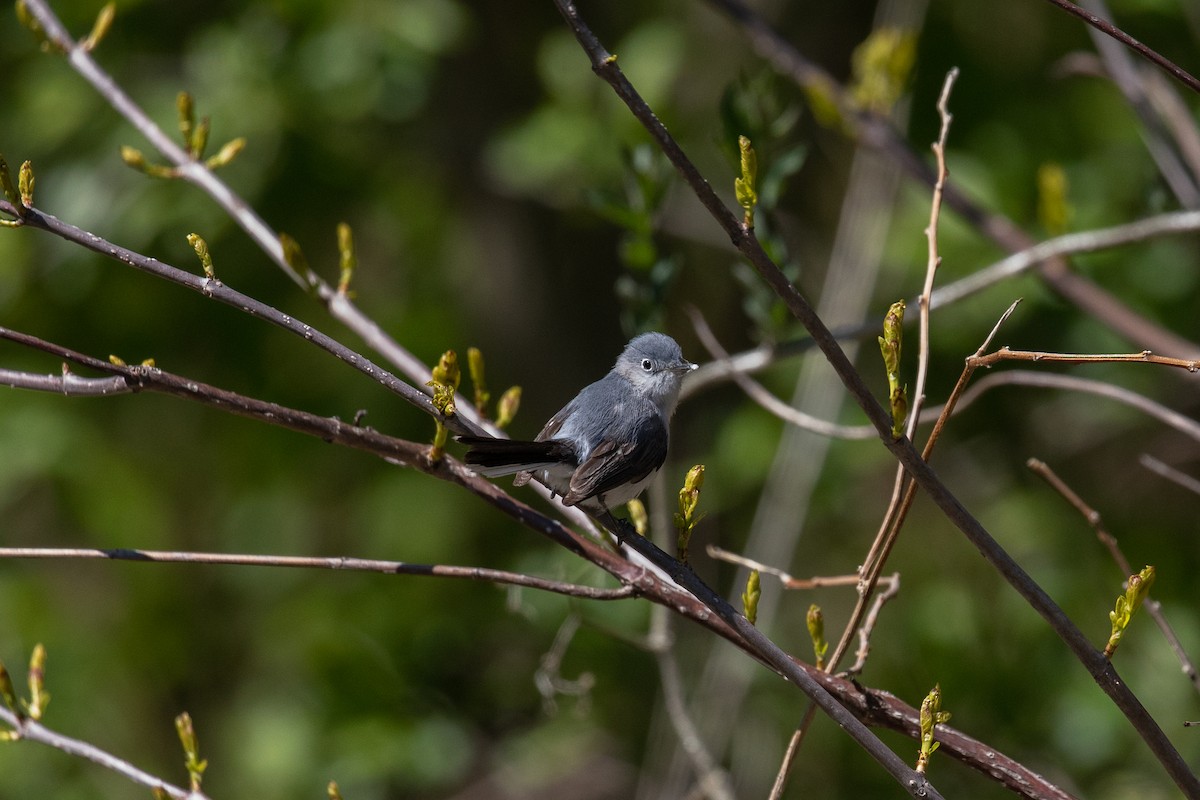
[1106,566,1155,658]
[427,350,461,462]
[122,91,246,178]
[742,569,761,625]
[734,135,758,227]
[0,643,51,740]
[916,684,951,774]
[673,464,705,562]
[878,300,908,438]
[175,712,208,792]
[807,604,828,670]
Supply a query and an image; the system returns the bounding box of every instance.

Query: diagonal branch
[1040,0,1200,95]
[551,1,1199,794]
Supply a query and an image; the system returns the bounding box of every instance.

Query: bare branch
[0,707,203,800]
[705,0,1200,359]
[1027,459,1200,693]
[0,205,482,435]
[16,0,496,428]
[1040,0,1200,95]
[1140,454,1200,496]
[688,308,874,439]
[942,371,1200,443]
[0,547,636,600]
[554,0,1198,790]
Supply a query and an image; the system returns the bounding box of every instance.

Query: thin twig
[940,371,1200,443]
[1140,454,1200,496]
[0,203,481,436]
[929,209,1200,325]
[971,347,1200,372]
[0,548,637,600]
[1027,459,1200,693]
[0,708,203,800]
[833,71,961,672]
[656,648,736,800]
[850,574,902,675]
[705,545,859,590]
[1040,0,1200,95]
[688,309,875,439]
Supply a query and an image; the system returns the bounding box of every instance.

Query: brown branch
[970,347,1200,372]
[1040,0,1200,95]
[704,0,1200,360]
[1026,459,1200,693]
[0,548,637,601]
[553,0,1198,791]
[0,324,1086,800]
[0,201,483,436]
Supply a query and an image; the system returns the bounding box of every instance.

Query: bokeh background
[1,0,1199,798]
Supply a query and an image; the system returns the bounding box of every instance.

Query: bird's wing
[563,413,667,506]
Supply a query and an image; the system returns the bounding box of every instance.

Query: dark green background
[1,1,1198,798]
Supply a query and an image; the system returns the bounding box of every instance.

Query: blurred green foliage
[2,1,1200,798]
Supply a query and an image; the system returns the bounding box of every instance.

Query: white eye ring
[641,358,653,371]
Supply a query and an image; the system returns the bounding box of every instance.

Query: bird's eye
[641,358,653,371]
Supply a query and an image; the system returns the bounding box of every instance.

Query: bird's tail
[458,436,574,478]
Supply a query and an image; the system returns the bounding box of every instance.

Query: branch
[704,0,1200,360]
[1027,459,1200,693]
[943,370,1200,443]
[1040,0,1200,95]
[550,3,1198,791]
[1140,454,1200,496]
[0,707,203,800]
[16,0,491,427]
[0,202,482,436]
[0,547,636,601]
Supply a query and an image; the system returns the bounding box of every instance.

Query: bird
[460,332,696,511]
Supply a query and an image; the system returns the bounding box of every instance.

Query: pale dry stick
[855,68,960,612]
[0,548,637,601]
[1140,454,1200,495]
[972,347,1200,372]
[849,573,902,675]
[705,545,859,591]
[827,300,1022,673]
[928,209,1200,311]
[826,74,961,674]
[687,309,875,439]
[937,371,1200,443]
[0,706,204,800]
[1027,458,1200,693]
[17,0,481,427]
[686,208,1200,400]
[555,0,1198,789]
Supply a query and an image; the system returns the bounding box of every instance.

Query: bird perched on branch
[460,332,696,511]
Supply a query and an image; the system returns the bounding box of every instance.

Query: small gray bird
[461,332,696,510]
